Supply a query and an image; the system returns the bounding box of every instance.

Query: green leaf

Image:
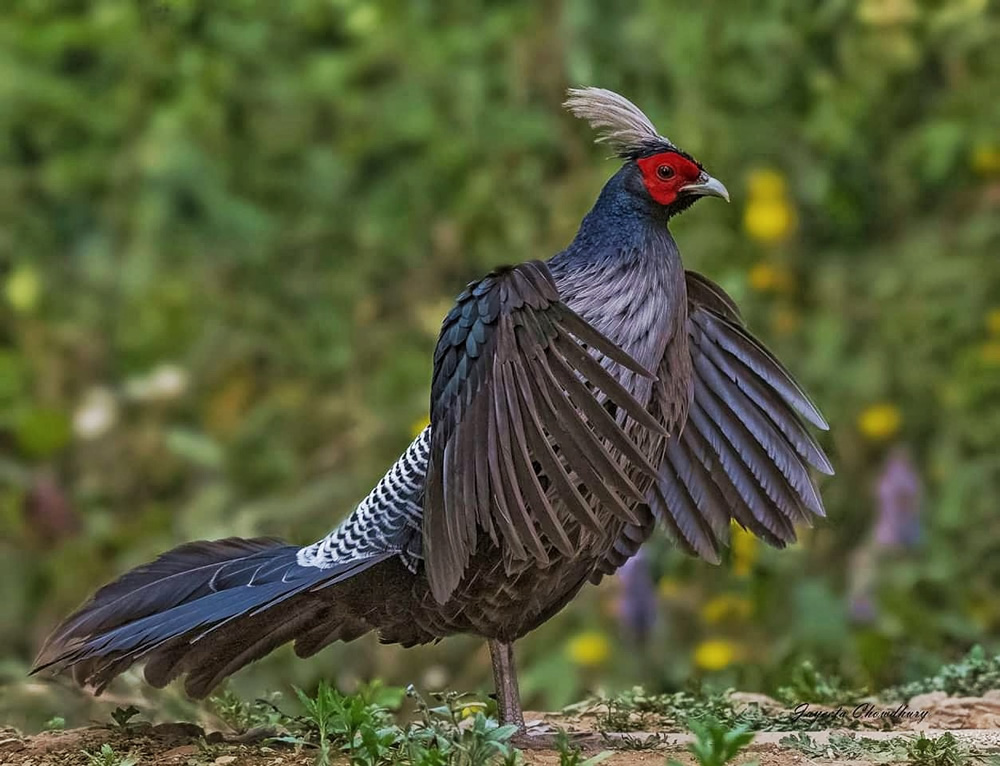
[164,428,224,468]
[14,407,71,458]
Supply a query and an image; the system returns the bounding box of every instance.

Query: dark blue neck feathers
[549,164,675,272]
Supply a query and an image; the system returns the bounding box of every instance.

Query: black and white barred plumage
[298,428,430,572]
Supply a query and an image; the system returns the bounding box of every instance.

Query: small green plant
[668,715,756,766]
[193,736,227,761]
[352,723,404,766]
[596,697,649,733]
[210,688,256,731]
[555,729,582,766]
[554,728,614,766]
[577,686,773,733]
[577,684,878,734]
[109,704,142,729]
[210,688,292,733]
[776,660,866,706]
[355,679,407,710]
[295,680,390,765]
[455,712,521,766]
[43,715,66,731]
[780,731,983,765]
[606,732,664,751]
[882,646,1000,702]
[288,681,520,766]
[405,687,520,766]
[777,732,825,758]
[905,732,973,766]
[81,744,139,766]
[783,731,896,760]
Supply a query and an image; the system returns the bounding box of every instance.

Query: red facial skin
[636,151,703,206]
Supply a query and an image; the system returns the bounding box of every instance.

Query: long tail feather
[32,537,391,696]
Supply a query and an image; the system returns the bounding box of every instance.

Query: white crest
[564,87,675,158]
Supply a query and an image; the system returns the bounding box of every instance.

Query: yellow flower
[700,594,753,624]
[980,342,1000,366]
[744,168,796,245]
[4,264,41,313]
[693,639,743,671]
[970,143,1000,176]
[744,198,795,244]
[567,631,611,667]
[748,263,777,291]
[747,262,795,293]
[658,577,682,600]
[985,309,1000,335]
[771,307,801,335]
[731,523,758,577]
[746,169,787,199]
[460,702,486,719]
[858,403,902,441]
[857,0,920,26]
[411,415,430,438]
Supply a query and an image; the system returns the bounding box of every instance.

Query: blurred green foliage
[1,0,999,733]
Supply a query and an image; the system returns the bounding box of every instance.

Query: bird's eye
[656,164,675,180]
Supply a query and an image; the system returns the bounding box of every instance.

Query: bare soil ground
[6,692,1000,765]
[5,723,1000,765]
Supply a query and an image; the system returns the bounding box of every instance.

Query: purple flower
[617,551,657,644]
[848,592,878,625]
[24,470,79,547]
[873,447,922,550]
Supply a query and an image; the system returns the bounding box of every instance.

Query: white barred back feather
[297,427,430,572]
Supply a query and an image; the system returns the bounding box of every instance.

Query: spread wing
[424,260,667,603]
[649,271,833,562]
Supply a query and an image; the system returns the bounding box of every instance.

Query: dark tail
[32,537,393,698]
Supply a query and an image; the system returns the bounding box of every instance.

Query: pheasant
[33,88,832,730]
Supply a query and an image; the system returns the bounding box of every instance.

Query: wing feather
[633,272,832,571]
[690,309,828,430]
[424,261,664,602]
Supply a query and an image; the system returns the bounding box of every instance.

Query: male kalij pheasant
[34,88,833,729]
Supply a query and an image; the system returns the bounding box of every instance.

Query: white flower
[125,363,189,402]
[421,665,448,690]
[73,387,118,439]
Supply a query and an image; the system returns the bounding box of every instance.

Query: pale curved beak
[680,173,730,202]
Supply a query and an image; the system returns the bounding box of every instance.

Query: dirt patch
[0,725,935,766]
[0,724,831,766]
[7,694,1000,766]
[0,723,312,766]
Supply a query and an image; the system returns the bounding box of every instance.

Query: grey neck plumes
[547,167,688,405]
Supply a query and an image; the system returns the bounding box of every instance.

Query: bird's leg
[488,639,525,732]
